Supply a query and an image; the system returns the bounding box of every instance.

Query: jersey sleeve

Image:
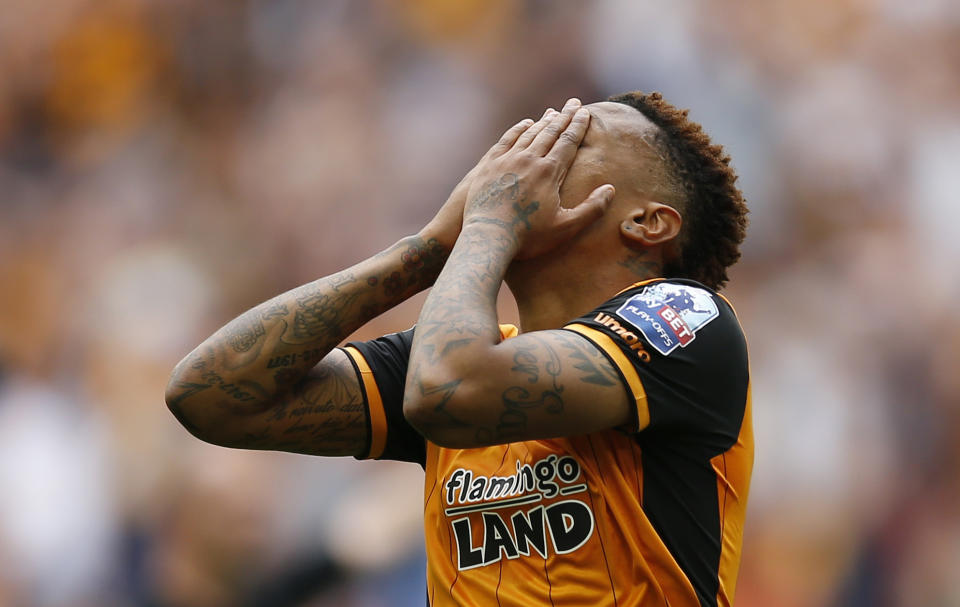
[563,279,749,453]
[340,328,426,466]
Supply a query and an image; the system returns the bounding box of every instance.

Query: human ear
[619,203,682,246]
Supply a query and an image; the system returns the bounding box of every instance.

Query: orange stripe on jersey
[498,324,519,340]
[614,277,663,296]
[343,345,387,460]
[715,292,740,320]
[563,323,650,431]
[711,385,754,606]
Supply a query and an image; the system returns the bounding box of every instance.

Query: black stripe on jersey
[495,561,503,607]
[543,555,555,607]
[339,347,373,460]
[637,435,723,607]
[346,329,426,466]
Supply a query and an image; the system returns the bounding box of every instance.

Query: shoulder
[572,278,742,359]
[604,279,740,355]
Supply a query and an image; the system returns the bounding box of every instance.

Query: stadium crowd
[1,1,958,605]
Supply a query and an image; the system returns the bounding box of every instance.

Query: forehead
[584,101,658,141]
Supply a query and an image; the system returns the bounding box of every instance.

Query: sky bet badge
[615,283,719,356]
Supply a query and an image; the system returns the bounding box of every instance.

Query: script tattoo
[240,353,368,456]
[494,337,564,442]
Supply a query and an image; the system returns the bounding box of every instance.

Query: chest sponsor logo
[443,454,594,570]
[615,283,719,356]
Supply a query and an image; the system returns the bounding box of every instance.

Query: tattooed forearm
[261,302,289,320]
[408,368,470,430]
[166,234,449,453]
[404,168,628,446]
[406,173,553,445]
[227,313,266,353]
[492,336,565,442]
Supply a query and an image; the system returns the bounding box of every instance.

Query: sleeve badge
[614,283,719,356]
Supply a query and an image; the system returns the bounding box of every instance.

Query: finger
[547,106,590,168]
[512,107,557,150]
[527,98,581,156]
[555,184,615,239]
[488,117,535,157]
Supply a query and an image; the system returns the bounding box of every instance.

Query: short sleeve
[563,279,749,454]
[341,328,426,466]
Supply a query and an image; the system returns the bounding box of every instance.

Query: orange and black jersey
[341,279,753,607]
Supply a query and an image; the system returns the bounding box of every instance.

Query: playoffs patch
[615,283,719,356]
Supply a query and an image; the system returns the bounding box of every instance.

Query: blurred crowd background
[1,0,959,606]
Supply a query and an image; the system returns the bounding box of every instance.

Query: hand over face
[462,98,615,260]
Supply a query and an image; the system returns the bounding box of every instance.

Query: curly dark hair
[607,91,748,291]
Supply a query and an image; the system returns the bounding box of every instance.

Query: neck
[507,248,662,332]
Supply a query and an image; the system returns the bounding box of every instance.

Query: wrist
[416,223,454,253]
[459,217,522,255]
[398,233,450,285]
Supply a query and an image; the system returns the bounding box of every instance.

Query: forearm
[166,233,447,434]
[404,221,518,437]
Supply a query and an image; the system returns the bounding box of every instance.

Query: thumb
[556,184,615,237]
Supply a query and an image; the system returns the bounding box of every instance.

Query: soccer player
[166,93,751,607]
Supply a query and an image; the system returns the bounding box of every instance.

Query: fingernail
[543,108,556,118]
[576,107,589,118]
[566,97,581,108]
[603,185,615,200]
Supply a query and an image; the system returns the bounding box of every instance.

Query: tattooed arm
[163,109,564,455]
[403,99,633,448]
[164,234,448,455]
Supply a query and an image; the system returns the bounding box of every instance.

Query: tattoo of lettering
[241,354,367,456]
[618,251,661,279]
[217,380,265,403]
[511,342,540,383]
[493,337,564,441]
[266,348,323,369]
